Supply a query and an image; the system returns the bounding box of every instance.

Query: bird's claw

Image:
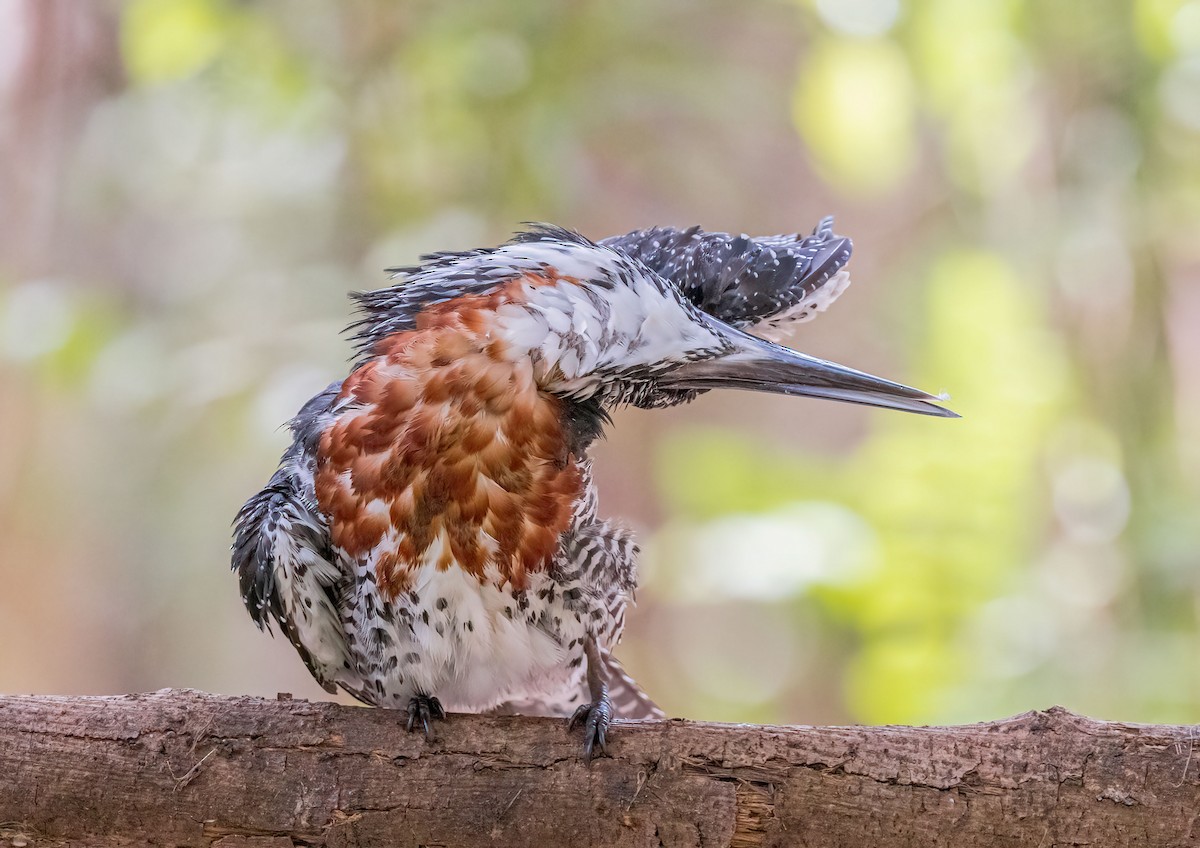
[406,694,445,741]
[568,693,612,762]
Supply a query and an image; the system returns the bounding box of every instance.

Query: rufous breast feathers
[314,300,583,599]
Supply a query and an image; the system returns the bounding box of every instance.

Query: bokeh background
[2,0,1199,727]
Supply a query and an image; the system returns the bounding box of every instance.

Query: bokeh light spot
[813,0,902,38]
[1160,56,1200,130]
[0,280,75,362]
[650,502,877,603]
[793,38,916,193]
[122,0,231,84]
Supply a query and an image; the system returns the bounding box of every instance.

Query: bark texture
[1,689,1197,847]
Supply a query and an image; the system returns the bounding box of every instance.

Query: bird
[232,217,955,759]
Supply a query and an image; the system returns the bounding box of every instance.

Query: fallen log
[1,689,1196,846]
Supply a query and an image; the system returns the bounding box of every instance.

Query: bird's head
[352,225,954,436]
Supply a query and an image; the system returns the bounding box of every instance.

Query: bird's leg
[405,694,446,741]
[567,636,612,761]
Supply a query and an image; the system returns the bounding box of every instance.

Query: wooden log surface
[0,689,1197,847]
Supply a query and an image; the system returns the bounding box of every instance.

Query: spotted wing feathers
[231,383,349,693]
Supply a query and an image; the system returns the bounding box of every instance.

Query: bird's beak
[661,325,958,418]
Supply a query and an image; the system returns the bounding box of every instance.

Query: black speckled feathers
[602,216,852,330]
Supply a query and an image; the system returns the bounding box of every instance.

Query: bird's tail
[602,649,665,720]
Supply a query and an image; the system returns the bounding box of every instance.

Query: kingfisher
[232,218,954,758]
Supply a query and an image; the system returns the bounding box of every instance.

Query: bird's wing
[602,217,853,339]
[231,381,350,693]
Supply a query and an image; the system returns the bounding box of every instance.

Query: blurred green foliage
[1,0,1198,727]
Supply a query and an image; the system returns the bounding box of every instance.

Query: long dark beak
[663,325,958,418]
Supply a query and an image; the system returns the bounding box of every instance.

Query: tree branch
[1,689,1196,846]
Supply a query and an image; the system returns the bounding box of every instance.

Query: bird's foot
[405,694,446,741]
[568,692,612,762]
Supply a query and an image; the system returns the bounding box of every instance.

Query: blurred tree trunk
[0,0,121,276]
[2,689,1197,847]
[0,0,127,698]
